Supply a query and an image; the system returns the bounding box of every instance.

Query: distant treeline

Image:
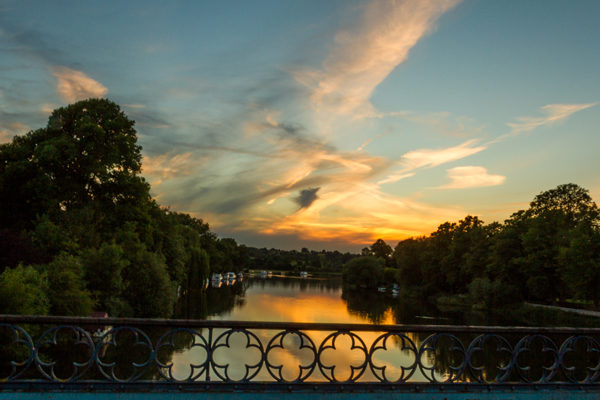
[0,99,249,318]
[246,247,356,273]
[343,183,600,309]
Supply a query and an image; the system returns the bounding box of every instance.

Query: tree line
[0,99,248,318]
[246,247,356,274]
[343,183,600,309]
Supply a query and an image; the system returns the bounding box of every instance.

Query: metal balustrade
[2,314,600,389]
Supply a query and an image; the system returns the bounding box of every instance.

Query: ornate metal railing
[2,315,600,388]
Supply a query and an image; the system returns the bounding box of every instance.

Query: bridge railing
[2,314,600,386]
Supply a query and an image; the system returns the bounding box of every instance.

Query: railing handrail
[1,314,599,334]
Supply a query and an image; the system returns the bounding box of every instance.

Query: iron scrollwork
[1,315,600,385]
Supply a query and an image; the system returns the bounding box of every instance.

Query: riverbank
[525,302,600,318]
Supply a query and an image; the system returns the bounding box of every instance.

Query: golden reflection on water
[169,277,446,382]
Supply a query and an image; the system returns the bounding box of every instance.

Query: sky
[1,0,599,251]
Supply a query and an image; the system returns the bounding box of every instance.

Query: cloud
[260,185,466,246]
[141,151,204,186]
[50,66,108,102]
[294,0,461,117]
[294,188,320,210]
[441,166,505,189]
[0,121,29,143]
[0,26,66,65]
[377,139,485,185]
[377,172,415,185]
[507,102,597,135]
[400,139,486,170]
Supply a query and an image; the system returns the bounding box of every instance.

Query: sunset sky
[1,0,599,251]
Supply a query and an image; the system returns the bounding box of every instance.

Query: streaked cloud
[294,0,461,117]
[50,66,108,102]
[507,102,597,134]
[377,172,415,185]
[400,139,486,170]
[377,139,486,185]
[440,166,505,189]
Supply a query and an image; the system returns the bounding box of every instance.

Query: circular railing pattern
[2,320,600,384]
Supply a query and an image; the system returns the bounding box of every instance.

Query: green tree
[0,264,49,315]
[82,242,129,316]
[342,256,384,289]
[45,253,94,316]
[370,239,393,260]
[559,222,600,305]
[186,247,210,291]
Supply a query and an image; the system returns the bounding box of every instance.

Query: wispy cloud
[440,166,505,189]
[50,66,108,102]
[378,139,485,185]
[506,102,597,135]
[400,139,485,169]
[294,0,461,118]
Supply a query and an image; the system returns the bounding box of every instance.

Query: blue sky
[1,0,599,250]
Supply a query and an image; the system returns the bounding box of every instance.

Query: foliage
[45,253,94,316]
[247,247,356,273]
[82,242,129,316]
[346,183,600,310]
[0,264,49,315]
[342,256,384,289]
[0,99,248,317]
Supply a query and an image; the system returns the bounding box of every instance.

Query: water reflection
[167,277,600,383]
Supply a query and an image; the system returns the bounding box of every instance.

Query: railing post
[206,326,212,382]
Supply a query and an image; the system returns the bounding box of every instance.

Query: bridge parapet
[2,315,600,398]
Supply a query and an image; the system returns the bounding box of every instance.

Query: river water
[165,274,598,382]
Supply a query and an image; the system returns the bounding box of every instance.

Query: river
[162,274,598,382]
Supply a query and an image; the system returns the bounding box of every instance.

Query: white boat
[300,271,308,278]
[377,286,386,292]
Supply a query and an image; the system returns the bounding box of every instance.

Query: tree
[45,253,94,316]
[558,222,600,305]
[370,239,393,260]
[0,99,152,234]
[186,247,210,291]
[82,242,129,316]
[342,256,384,289]
[526,183,599,224]
[0,264,49,315]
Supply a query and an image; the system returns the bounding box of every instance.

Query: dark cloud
[0,23,69,66]
[294,187,319,210]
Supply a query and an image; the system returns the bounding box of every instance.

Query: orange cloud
[142,152,201,185]
[51,66,108,102]
[0,122,29,143]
